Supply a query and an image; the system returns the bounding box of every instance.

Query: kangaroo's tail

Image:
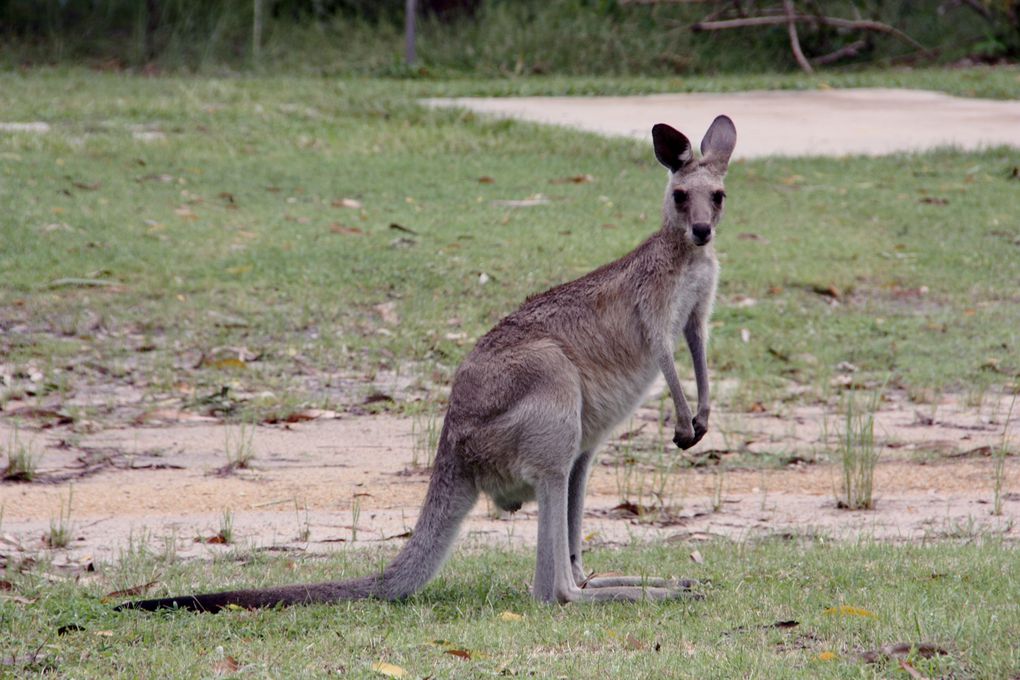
[116,425,477,612]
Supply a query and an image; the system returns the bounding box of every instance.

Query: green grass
[1,539,1017,677]
[1,424,39,482]
[2,69,1018,423]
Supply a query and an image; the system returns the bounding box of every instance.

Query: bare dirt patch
[427,88,1020,158]
[2,389,1016,571]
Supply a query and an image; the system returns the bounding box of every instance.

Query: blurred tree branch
[681,1,932,68]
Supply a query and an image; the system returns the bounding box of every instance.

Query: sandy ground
[427,88,1020,158]
[2,389,1016,570]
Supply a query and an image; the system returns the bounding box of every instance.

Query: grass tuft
[2,425,38,482]
[45,486,75,549]
[218,508,234,545]
[836,392,881,510]
[410,400,441,469]
[295,499,312,543]
[222,421,256,472]
[992,394,1016,516]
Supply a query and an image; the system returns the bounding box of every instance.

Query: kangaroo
[117,115,736,612]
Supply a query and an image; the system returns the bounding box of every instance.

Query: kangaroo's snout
[692,222,712,245]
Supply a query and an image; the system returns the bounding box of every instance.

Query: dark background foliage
[0,1,1017,75]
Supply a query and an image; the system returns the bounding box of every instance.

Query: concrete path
[428,88,1020,158]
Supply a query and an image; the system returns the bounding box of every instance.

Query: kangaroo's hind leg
[566,448,694,593]
[536,464,690,603]
[521,410,686,602]
[566,449,594,585]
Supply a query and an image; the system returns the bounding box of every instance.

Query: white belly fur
[580,360,659,451]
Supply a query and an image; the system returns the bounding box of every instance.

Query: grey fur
[117,116,735,612]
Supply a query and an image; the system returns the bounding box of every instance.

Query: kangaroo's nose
[692,222,712,244]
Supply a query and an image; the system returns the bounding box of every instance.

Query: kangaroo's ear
[700,115,737,173]
[652,123,694,173]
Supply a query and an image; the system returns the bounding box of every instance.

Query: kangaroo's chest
[578,255,717,449]
[667,255,718,338]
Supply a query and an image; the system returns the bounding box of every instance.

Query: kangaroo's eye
[673,190,688,205]
[712,190,726,207]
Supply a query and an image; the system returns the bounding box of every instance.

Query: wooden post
[405,0,418,67]
[253,0,264,63]
[145,0,160,62]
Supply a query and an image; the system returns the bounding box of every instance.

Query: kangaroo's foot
[560,582,701,603]
[578,574,699,590]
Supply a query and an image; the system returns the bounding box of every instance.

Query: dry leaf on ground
[624,635,645,650]
[212,656,240,675]
[104,580,158,599]
[370,661,408,678]
[824,605,875,618]
[374,302,400,325]
[195,534,228,544]
[858,642,948,663]
[898,660,929,680]
[332,198,362,209]
[388,222,417,234]
[550,174,594,184]
[491,195,550,207]
[330,224,364,235]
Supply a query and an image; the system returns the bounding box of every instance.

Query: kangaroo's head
[652,115,737,247]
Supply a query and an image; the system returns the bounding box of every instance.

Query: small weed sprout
[350,495,362,542]
[117,529,148,571]
[613,420,641,506]
[650,394,681,517]
[47,486,75,548]
[224,420,255,471]
[218,509,234,544]
[836,391,881,510]
[295,499,311,542]
[965,384,988,410]
[711,464,726,513]
[715,410,743,455]
[3,424,38,482]
[410,401,441,469]
[992,394,1016,516]
[161,533,178,564]
[504,513,518,549]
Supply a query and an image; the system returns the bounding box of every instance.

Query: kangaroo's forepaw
[675,417,708,450]
[692,415,708,442]
[673,427,696,450]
